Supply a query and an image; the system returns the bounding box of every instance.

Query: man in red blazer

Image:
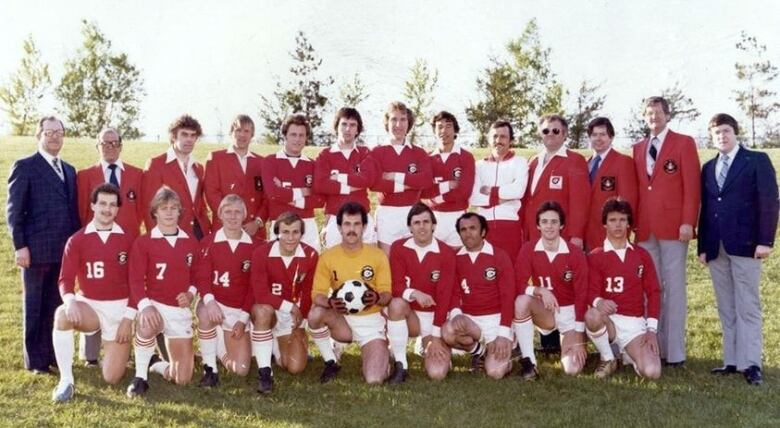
[203,114,267,241]
[632,96,700,367]
[523,114,590,248]
[584,117,638,251]
[142,114,211,240]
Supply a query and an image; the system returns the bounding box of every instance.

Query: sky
[1,0,779,148]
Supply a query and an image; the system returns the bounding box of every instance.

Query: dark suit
[698,146,779,370]
[6,152,80,370]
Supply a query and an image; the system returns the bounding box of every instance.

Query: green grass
[1,136,779,427]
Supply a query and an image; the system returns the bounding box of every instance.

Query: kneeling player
[386,203,456,383]
[307,202,392,384]
[126,187,200,397]
[513,201,588,380]
[250,212,318,394]
[585,199,661,379]
[52,184,135,402]
[195,195,259,387]
[442,213,515,380]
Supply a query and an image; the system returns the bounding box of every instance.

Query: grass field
[0,136,779,427]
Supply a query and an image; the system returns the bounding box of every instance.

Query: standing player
[126,188,200,397]
[307,202,392,384]
[513,201,589,380]
[386,203,456,383]
[314,107,376,248]
[584,117,638,251]
[470,121,528,259]
[262,114,323,252]
[422,111,475,250]
[632,96,700,367]
[51,184,135,402]
[251,212,318,394]
[195,195,259,388]
[203,114,267,241]
[585,199,661,379]
[442,213,515,380]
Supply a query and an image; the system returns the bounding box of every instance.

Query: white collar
[213,227,252,244]
[719,144,740,161]
[329,143,357,154]
[536,145,568,162]
[603,238,633,253]
[533,238,569,254]
[275,150,310,162]
[226,145,256,157]
[85,221,125,235]
[166,146,196,168]
[268,240,306,258]
[433,143,462,155]
[38,148,60,164]
[591,147,612,160]
[457,240,494,256]
[150,226,188,239]
[650,127,669,143]
[383,139,411,148]
[403,237,440,261]
[100,159,125,171]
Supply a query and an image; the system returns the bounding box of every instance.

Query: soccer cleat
[126,377,149,398]
[198,365,219,388]
[743,365,763,386]
[518,357,538,381]
[51,382,74,403]
[320,360,341,383]
[387,361,408,385]
[257,367,274,394]
[469,354,485,374]
[594,359,618,379]
[711,365,738,375]
[84,359,99,368]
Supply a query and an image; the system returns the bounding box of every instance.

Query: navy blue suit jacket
[6,152,80,265]
[698,146,779,261]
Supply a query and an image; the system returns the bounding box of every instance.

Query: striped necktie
[717,154,730,190]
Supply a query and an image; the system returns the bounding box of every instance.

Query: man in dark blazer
[6,116,81,374]
[698,113,778,386]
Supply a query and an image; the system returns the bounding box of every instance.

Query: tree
[566,80,606,149]
[55,21,145,139]
[338,73,369,107]
[0,35,51,136]
[259,31,334,144]
[623,82,701,141]
[734,31,780,147]
[466,19,564,147]
[402,58,439,144]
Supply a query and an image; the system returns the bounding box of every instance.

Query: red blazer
[77,162,144,237]
[522,150,590,242]
[585,149,638,250]
[142,152,211,237]
[632,130,700,242]
[203,149,267,239]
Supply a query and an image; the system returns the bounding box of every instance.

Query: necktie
[589,155,601,184]
[108,163,119,187]
[717,154,730,190]
[52,158,64,180]
[649,137,659,161]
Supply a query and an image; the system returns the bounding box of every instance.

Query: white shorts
[322,214,377,249]
[376,205,412,245]
[151,300,194,339]
[536,304,576,335]
[272,310,307,337]
[344,312,387,347]
[76,294,127,341]
[270,217,321,253]
[609,314,647,351]
[217,301,250,332]
[415,310,434,338]
[466,313,501,344]
[433,210,464,248]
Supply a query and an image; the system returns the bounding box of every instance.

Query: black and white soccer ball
[334,279,371,314]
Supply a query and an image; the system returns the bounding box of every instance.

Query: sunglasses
[542,128,562,135]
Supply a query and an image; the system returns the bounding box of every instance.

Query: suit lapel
[635,139,650,184]
[32,153,67,196]
[166,159,192,202]
[720,147,748,193]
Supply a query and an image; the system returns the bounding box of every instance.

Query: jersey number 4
[460,279,471,295]
[605,276,624,293]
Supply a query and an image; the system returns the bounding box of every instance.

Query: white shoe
[51,382,74,403]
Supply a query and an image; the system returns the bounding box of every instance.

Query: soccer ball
[334,279,372,314]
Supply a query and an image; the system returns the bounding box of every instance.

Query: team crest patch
[430,270,441,282]
[453,167,462,179]
[637,264,644,278]
[361,265,375,281]
[663,160,678,174]
[254,176,263,191]
[484,267,497,281]
[185,253,194,267]
[126,190,136,201]
[549,175,563,190]
[117,251,128,265]
[304,174,313,187]
[562,269,573,282]
[408,163,418,173]
[600,176,615,191]
[241,260,251,273]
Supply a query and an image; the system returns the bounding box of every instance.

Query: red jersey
[251,241,318,317]
[389,238,457,329]
[422,145,476,212]
[514,239,588,323]
[77,161,144,237]
[587,241,661,323]
[351,143,433,207]
[313,145,371,215]
[454,241,515,331]
[196,229,260,313]
[58,222,134,301]
[262,151,323,219]
[129,227,200,309]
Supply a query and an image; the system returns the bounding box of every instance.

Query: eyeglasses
[43,130,64,137]
[99,141,122,148]
[541,128,562,135]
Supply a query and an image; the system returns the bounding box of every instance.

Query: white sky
[1,0,779,146]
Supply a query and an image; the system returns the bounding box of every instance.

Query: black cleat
[387,361,408,385]
[664,360,686,368]
[711,365,738,375]
[519,357,539,381]
[257,367,274,394]
[744,365,763,386]
[199,365,219,387]
[84,359,99,368]
[126,377,149,398]
[469,354,485,374]
[320,360,341,383]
